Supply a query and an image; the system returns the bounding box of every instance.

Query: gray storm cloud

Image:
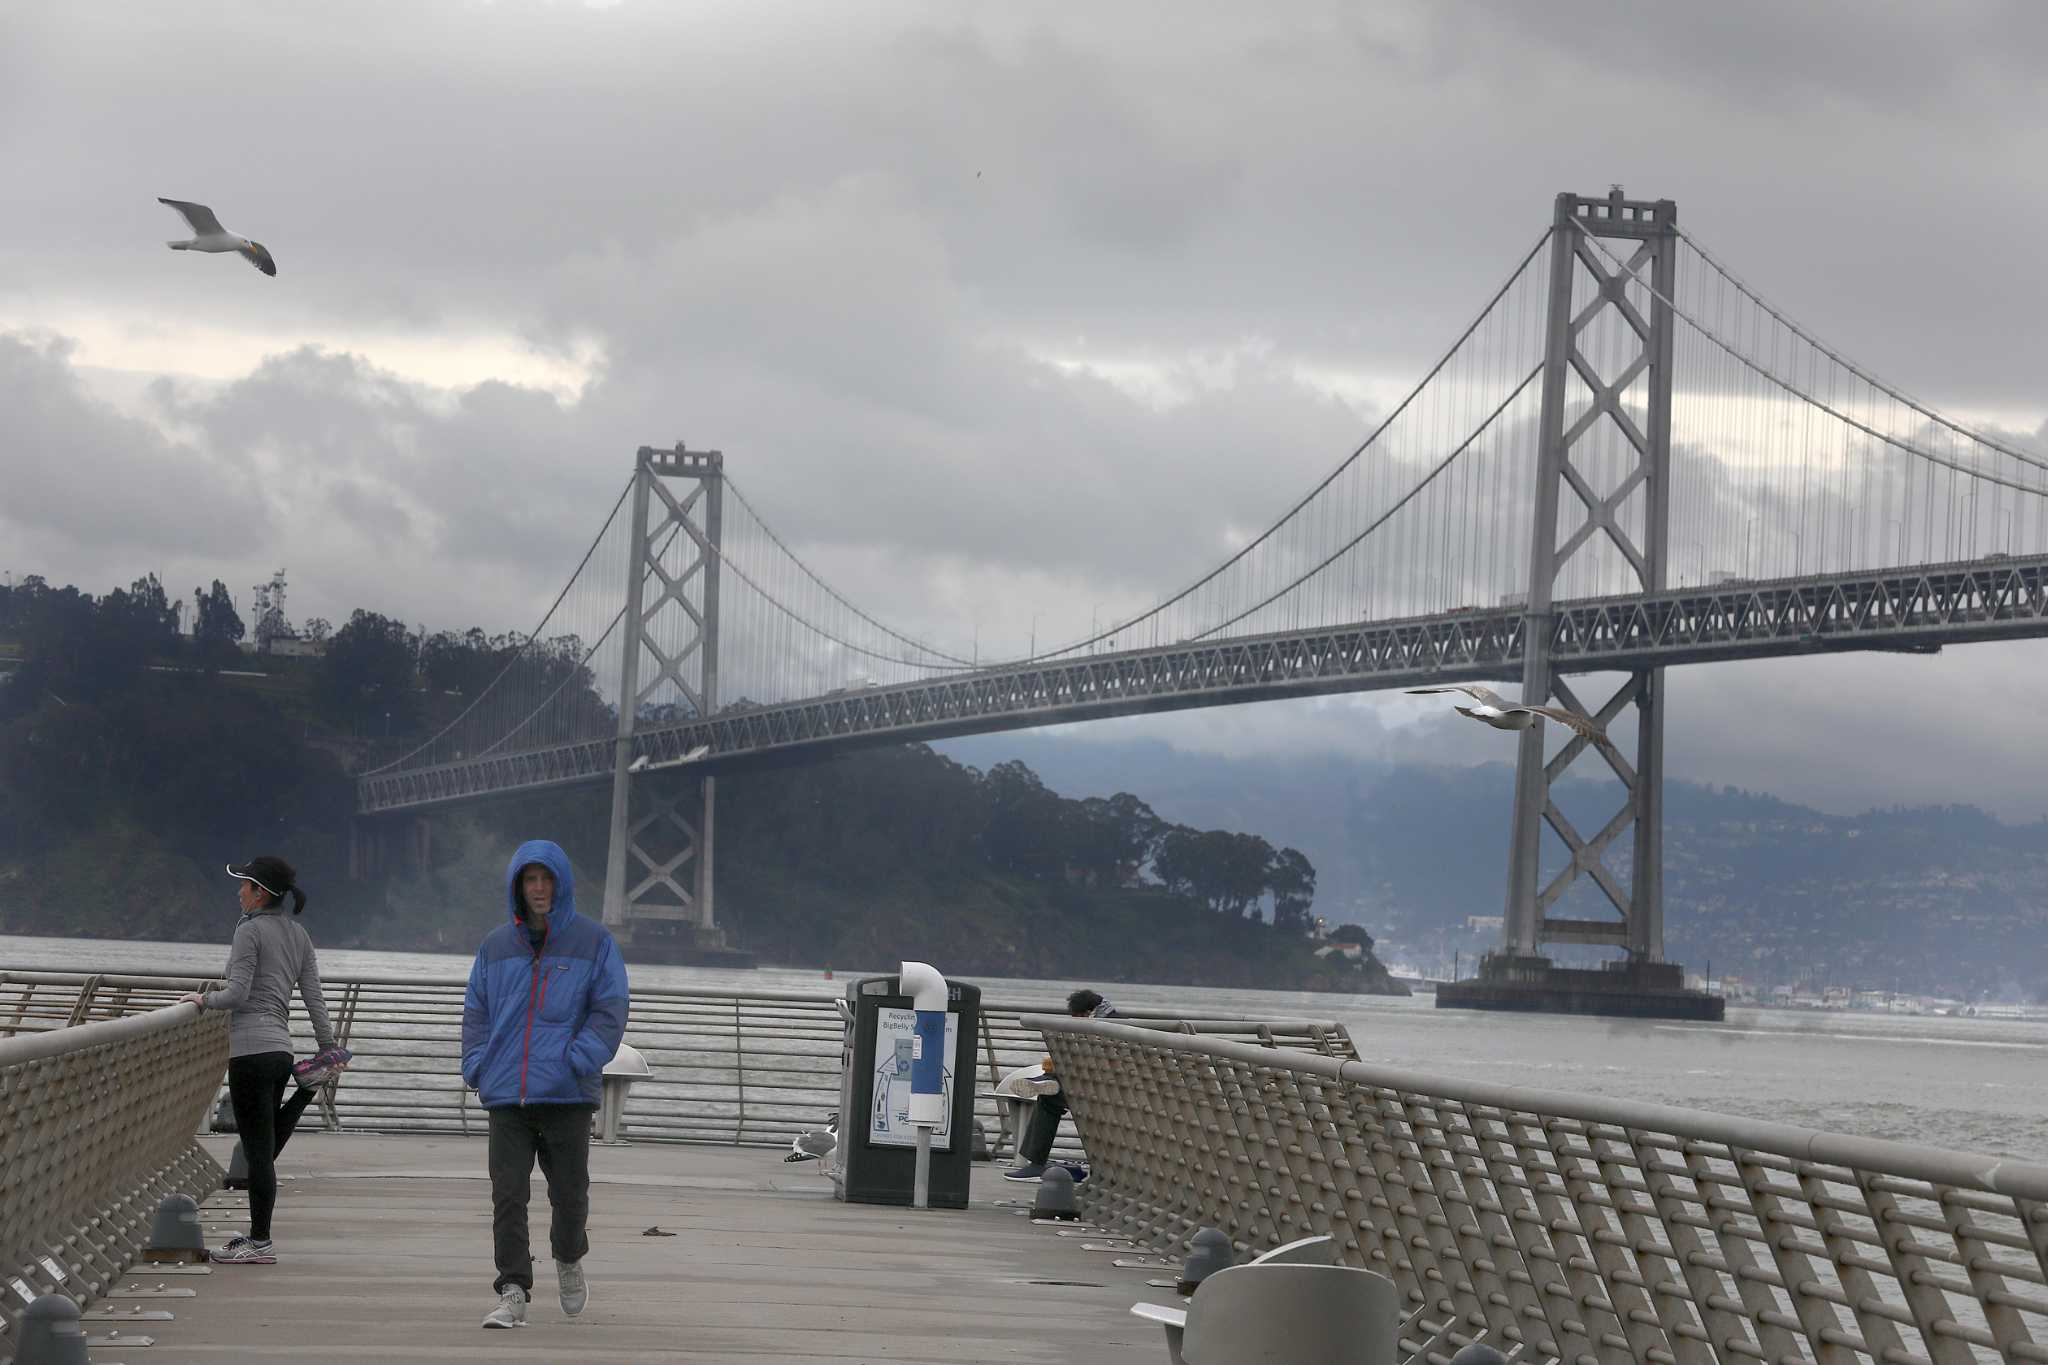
[1,0,2044,817]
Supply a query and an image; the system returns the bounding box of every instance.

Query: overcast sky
[4,1,2046,816]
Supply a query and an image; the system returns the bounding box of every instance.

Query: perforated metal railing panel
[0,971,1355,1154]
[1037,1015,2048,1365]
[0,1004,226,1361]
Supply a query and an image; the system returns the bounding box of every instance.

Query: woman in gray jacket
[179,856,345,1263]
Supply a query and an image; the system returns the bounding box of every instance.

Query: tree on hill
[317,610,420,735]
[194,580,244,644]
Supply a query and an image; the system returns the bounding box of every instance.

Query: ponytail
[288,886,307,916]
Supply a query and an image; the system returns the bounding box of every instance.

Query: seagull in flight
[159,198,277,276]
[1406,684,1615,751]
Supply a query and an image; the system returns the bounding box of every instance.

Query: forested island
[0,573,1402,994]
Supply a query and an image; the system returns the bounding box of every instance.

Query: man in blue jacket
[462,839,629,1330]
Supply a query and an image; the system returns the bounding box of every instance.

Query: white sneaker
[558,1259,587,1318]
[482,1284,528,1329]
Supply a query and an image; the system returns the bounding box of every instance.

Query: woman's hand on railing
[176,992,206,1008]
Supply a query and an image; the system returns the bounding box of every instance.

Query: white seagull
[159,198,277,276]
[783,1112,839,1164]
[1406,684,1615,752]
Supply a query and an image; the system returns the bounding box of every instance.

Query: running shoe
[293,1047,352,1088]
[482,1285,528,1329]
[210,1237,276,1264]
[558,1259,587,1318]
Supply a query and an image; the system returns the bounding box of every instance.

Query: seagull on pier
[159,198,277,276]
[1405,684,1615,752]
[783,1112,839,1164]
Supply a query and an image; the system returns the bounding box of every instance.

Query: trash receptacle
[833,972,981,1208]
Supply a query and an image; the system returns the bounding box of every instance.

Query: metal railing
[0,970,1355,1154]
[1038,1015,2048,1365]
[0,1003,226,1363]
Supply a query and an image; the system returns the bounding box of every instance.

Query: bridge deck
[126,1134,1159,1363]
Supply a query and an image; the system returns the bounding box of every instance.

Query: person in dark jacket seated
[1002,989,1117,1182]
[462,840,629,1330]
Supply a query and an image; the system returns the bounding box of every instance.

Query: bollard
[970,1118,991,1161]
[599,1042,651,1145]
[1176,1226,1234,1295]
[223,1139,249,1190]
[1447,1346,1508,1365]
[16,1294,89,1365]
[211,1095,236,1133]
[899,960,948,1210]
[142,1192,207,1263]
[1031,1164,1079,1221]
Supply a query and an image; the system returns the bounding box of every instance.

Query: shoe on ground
[558,1259,588,1318]
[209,1238,275,1264]
[294,1046,353,1088]
[1002,1161,1049,1183]
[482,1285,528,1329]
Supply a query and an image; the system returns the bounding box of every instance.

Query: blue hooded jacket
[461,840,629,1108]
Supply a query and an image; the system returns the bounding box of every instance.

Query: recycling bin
[832,972,981,1208]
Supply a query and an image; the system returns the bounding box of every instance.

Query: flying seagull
[159,198,277,276]
[1406,684,1615,752]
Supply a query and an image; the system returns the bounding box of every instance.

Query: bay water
[6,932,2041,1163]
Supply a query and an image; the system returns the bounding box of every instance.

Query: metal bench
[1133,1262,1397,1363]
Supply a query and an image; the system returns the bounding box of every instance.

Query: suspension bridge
[352,189,2048,1009]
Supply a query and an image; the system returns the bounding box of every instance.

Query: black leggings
[226,1052,318,1240]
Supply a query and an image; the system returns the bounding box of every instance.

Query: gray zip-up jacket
[201,908,336,1059]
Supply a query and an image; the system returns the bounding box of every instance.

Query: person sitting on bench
[1002,989,1117,1182]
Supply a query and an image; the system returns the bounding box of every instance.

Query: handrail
[1035,1015,2048,1365]
[0,970,1355,1157]
[0,1003,227,1359]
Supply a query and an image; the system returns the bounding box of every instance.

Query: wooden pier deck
[104,1134,1165,1363]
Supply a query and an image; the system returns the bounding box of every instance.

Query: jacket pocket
[535,961,581,1024]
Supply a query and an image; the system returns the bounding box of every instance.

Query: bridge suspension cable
[1678,227,2048,471]
[1568,219,2048,585]
[364,474,636,775]
[961,227,1560,665]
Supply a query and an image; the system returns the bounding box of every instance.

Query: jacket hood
[505,839,578,927]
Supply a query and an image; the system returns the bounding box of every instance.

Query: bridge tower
[601,442,726,948]
[1447,188,1718,1019]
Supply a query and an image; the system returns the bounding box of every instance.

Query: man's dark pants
[488,1103,593,1294]
[1020,1092,1067,1164]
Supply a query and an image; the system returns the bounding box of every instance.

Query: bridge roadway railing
[0,1002,226,1362]
[1036,1015,2048,1365]
[0,970,1355,1157]
[358,553,2048,813]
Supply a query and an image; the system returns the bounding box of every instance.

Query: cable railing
[0,970,1357,1154]
[1039,1014,2048,1365]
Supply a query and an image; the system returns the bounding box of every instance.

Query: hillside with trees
[0,573,1401,993]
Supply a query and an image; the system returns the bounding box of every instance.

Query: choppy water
[7,933,2043,1162]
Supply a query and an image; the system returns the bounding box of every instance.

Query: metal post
[602,459,653,931]
[913,1126,932,1210]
